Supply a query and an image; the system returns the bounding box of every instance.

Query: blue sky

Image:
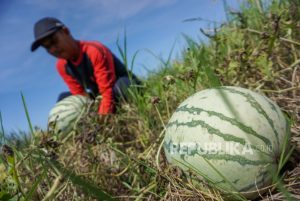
[0,0,242,134]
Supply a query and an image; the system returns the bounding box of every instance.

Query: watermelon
[163,86,289,199]
[48,95,90,135]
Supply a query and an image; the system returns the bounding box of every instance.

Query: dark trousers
[57,76,141,102]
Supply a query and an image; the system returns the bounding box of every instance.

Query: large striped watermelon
[48,95,90,135]
[163,86,289,199]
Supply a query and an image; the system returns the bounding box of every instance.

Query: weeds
[0,0,299,200]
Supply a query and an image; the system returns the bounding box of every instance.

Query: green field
[0,0,299,200]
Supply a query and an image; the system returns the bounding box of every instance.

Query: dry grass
[1,0,300,200]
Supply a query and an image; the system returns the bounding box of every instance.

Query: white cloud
[22,0,178,25]
[94,0,177,19]
[23,0,61,10]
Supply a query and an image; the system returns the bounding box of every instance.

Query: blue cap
[31,17,64,51]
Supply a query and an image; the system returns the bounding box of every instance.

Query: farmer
[31,17,141,115]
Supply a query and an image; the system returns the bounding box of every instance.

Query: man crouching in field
[31,17,141,116]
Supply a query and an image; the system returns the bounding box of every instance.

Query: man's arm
[87,46,116,114]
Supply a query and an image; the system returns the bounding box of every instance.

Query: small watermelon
[163,86,290,199]
[48,95,90,135]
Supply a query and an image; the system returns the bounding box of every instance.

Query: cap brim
[31,41,41,52]
[30,28,60,52]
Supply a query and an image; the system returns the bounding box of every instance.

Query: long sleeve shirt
[56,40,127,114]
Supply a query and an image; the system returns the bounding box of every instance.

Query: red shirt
[56,41,116,114]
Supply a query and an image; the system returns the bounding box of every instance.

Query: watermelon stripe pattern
[220,87,280,148]
[239,170,270,192]
[167,119,271,157]
[163,86,289,200]
[193,152,268,166]
[171,104,274,150]
[174,104,272,146]
[48,95,90,135]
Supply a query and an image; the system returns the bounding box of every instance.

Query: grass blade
[48,159,115,200]
[0,111,6,144]
[21,92,34,134]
